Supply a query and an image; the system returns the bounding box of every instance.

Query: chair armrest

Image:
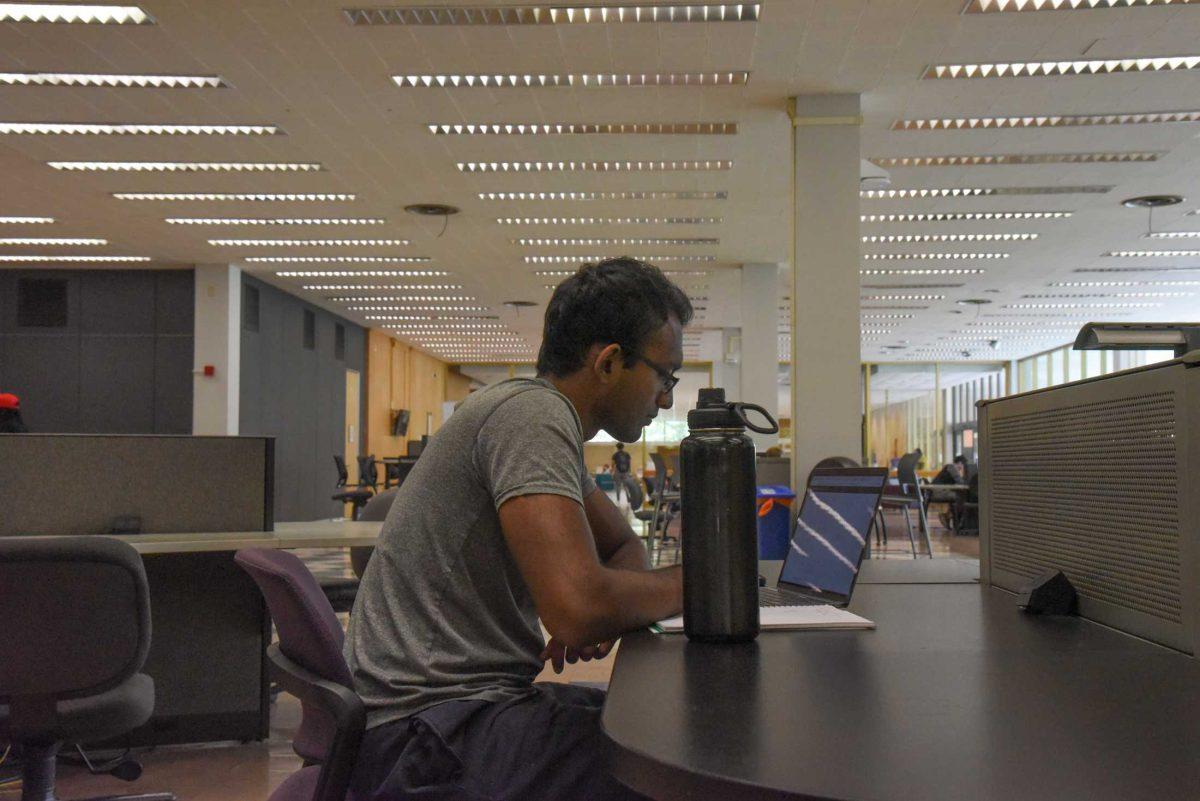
[268,644,365,801]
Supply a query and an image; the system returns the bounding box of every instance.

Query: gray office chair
[879,452,934,558]
[0,536,174,801]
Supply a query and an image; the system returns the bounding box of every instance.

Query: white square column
[790,95,863,489]
[740,263,782,450]
[192,264,241,435]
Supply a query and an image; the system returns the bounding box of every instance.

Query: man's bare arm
[499,493,682,649]
[583,486,650,571]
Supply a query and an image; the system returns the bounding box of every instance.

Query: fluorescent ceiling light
[893,112,1200,130]
[862,253,1009,261]
[0,237,105,245]
[870,153,1159,167]
[315,293,477,300]
[860,268,988,275]
[1105,250,1200,257]
[536,268,709,277]
[863,187,1109,198]
[1073,266,1200,272]
[395,72,750,88]
[363,315,496,322]
[516,237,717,246]
[0,123,279,136]
[924,58,1200,79]
[346,4,761,25]
[862,294,946,301]
[115,193,355,202]
[862,313,914,319]
[430,122,735,135]
[344,305,488,312]
[497,216,720,225]
[50,161,321,172]
[209,238,409,247]
[0,255,149,262]
[1146,231,1200,239]
[862,284,965,289]
[245,256,431,263]
[862,234,1035,243]
[1051,280,1200,286]
[0,72,223,88]
[0,216,54,224]
[1007,302,1160,308]
[167,218,383,226]
[1022,292,1190,298]
[0,4,152,24]
[862,212,1070,222]
[273,270,443,277]
[964,0,1197,12]
[525,255,716,264]
[457,160,731,173]
[480,191,726,201]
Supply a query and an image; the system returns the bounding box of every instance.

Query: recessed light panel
[0,255,149,262]
[525,255,716,264]
[209,238,409,247]
[1073,266,1200,273]
[394,71,750,88]
[346,4,761,25]
[168,218,383,226]
[458,160,731,173]
[0,123,279,136]
[497,216,721,225]
[862,212,1070,222]
[870,153,1158,167]
[862,294,946,301]
[51,161,321,172]
[1051,280,1200,286]
[0,216,54,224]
[0,4,152,24]
[862,234,1035,243]
[273,270,443,277]
[1105,250,1200,257]
[116,193,355,202]
[862,313,914,319]
[248,256,432,264]
[923,58,1200,79]
[863,187,1110,198]
[862,253,1008,261]
[1145,231,1200,239]
[893,112,1200,130]
[1007,302,1160,308]
[535,268,710,277]
[0,237,105,245]
[515,237,717,246]
[1022,292,1190,298]
[0,72,224,88]
[430,122,736,135]
[964,0,1196,12]
[480,191,727,201]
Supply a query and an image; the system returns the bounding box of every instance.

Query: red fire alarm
[203,365,216,377]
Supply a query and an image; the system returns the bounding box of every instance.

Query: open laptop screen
[778,468,887,599]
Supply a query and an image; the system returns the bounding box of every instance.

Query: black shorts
[350,683,646,801]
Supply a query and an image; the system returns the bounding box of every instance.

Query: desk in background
[603,583,1199,801]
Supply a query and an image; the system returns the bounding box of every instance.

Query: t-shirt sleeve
[476,389,590,510]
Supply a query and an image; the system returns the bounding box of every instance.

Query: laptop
[759,467,888,609]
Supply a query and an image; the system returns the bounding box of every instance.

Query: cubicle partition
[978,351,1199,655]
[0,433,273,537]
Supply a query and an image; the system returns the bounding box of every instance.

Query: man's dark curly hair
[536,257,693,377]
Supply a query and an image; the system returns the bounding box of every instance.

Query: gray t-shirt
[345,378,597,728]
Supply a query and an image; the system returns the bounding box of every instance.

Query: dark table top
[603,583,1200,801]
[761,558,979,587]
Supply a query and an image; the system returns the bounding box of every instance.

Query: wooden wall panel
[365,330,454,457]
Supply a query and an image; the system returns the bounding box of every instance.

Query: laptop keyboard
[759,586,827,607]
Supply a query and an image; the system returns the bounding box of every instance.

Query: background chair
[234,549,364,801]
[331,455,374,521]
[317,487,397,615]
[879,451,933,558]
[0,536,174,801]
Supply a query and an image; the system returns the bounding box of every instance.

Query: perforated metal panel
[979,356,1198,654]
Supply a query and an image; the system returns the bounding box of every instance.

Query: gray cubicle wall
[239,276,365,521]
[978,351,1199,655]
[0,269,194,434]
[0,434,273,536]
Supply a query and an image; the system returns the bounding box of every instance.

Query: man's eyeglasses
[630,352,679,394]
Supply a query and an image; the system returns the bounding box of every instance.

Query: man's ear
[591,342,624,384]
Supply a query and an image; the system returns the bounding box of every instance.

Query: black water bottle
[681,388,779,643]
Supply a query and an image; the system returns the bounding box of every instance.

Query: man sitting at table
[346,257,689,801]
[929,454,968,527]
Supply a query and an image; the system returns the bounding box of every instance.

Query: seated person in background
[930,454,968,526]
[346,257,689,801]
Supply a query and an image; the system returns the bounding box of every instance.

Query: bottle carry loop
[731,403,779,435]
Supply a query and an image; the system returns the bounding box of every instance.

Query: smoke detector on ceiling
[860,159,891,191]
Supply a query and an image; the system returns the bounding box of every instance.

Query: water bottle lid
[687,388,781,434]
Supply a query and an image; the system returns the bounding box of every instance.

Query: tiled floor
[5,509,976,800]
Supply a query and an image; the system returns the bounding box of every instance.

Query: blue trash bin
[756,484,796,559]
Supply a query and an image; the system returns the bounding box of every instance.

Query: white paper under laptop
[656,468,885,633]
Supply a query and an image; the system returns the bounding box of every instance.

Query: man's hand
[539,636,616,674]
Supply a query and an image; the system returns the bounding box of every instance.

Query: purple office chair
[234,549,364,801]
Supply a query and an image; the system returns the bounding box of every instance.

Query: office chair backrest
[897,452,921,495]
[349,489,397,578]
[333,455,349,487]
[356,455,377,488]
[0,536,150,710]
[649,452,671,494]
[234,549,353,762]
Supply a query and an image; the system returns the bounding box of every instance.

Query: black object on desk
[1017,569,1077,615]
[603,583,1200,801]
